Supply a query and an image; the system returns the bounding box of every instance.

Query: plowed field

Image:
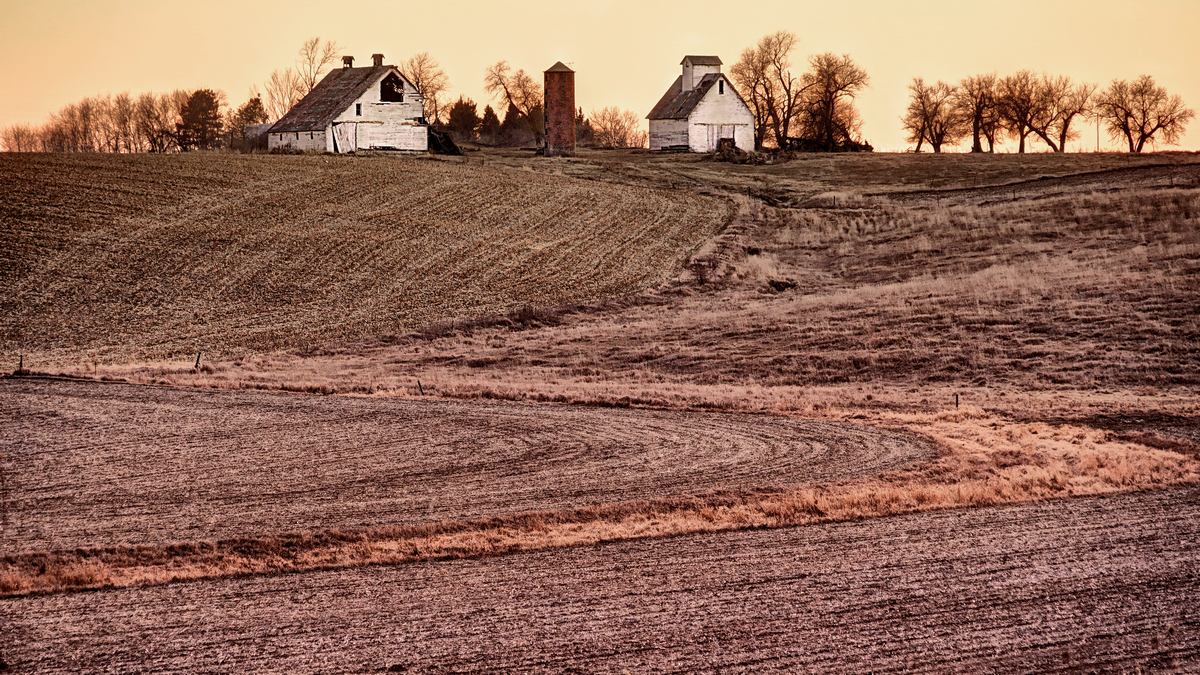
[4,486,1196,673]
[0,153,730,366]
[0,378,936,552]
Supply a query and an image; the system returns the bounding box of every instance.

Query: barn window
[381,73,405,102]
[356,103,362,116]
[309,132,313,139]
[719,80,724,94]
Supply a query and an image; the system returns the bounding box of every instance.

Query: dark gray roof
[545,61,574,73]
[647,73,730,120]
[269,65,395,133]
[681,55,722,66]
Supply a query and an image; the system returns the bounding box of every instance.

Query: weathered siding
[686,78,755,152]
[649,119,689,150]
[268,130,328,152]
[331,77,427,152]
[268,68,428,153]
[682,62,722,92]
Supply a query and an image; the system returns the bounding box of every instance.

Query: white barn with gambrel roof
[268,54,427,153]
[647,56,754,153]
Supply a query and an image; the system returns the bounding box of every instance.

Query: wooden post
[418,380,424,396]
[18,354,23,372]
[955,393,959,408]
[195,351,202,370]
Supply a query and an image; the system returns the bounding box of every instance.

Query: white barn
[647,56,755,153]
[268,54,428,153]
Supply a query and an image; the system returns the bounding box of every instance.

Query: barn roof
[647,73,728,120]
[270,65,397,133]
[681,55,722,66]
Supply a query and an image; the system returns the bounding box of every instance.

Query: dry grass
[3,406,1196,597]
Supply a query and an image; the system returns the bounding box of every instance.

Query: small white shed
[268,54,428,153]
[647,56,755,153]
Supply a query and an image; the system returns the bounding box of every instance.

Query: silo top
[545,61,574,73]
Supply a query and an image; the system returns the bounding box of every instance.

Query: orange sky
[2,0,1197,152]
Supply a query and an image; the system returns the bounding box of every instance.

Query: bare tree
[997,70,1042,153]
[730,43,773,150]
[901,78,965,153]
[588,107,648,148]
[111,92,139,152]
[483,61,541,118]
[797,53,870,151]
[135,91,185,153]
[954,74,1001,152]
[730,31,806,149]
[483,61,543,141]
[1093,75,1195,153]
[296,37,341,94]
[399,52,451,124]
[1,124,39,151]
[1027,75,1096,153]
[264,68,305,122]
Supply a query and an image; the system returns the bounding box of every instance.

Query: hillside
[0,153,730,366]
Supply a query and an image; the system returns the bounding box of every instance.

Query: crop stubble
[3,486,1197,673]
[0,378,935,553]
[0,153,730,366]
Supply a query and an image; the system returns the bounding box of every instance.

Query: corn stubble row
[0,153,731,365]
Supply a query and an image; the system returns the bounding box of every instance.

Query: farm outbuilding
[543,61,575,157]
[647,56,754,153]
[267,53,428,153]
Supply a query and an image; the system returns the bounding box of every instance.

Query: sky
[1,0,1198,152]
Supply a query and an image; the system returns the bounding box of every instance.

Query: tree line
[434,61,644,148]
[5,34,1191,154]
[0,88,269,153]
[901,71,1194,153]
[2,37,649,153]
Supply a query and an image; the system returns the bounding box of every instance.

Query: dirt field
[3,150,1197,670]
[0,378,935,553]
[0,152,728,366]
[100,158,1200,422]
[4,486,1196,673]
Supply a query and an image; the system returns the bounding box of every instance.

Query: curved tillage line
[1,379,937,553]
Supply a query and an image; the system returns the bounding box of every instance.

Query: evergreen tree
[478,105,501,144]
[176,89,224,151]
[446,96,480,142]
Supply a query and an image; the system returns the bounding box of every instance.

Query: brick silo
[543,62,575,157]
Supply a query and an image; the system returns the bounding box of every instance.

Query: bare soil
[0,378,935,553]
[4,486,1196,673]
[0,152,728,366]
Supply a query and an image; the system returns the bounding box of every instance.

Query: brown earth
[91,158,1200,425]
[3,150,1198,669]
[0,377,936,553]
[3,486,1197,673]
[0,152,729,366]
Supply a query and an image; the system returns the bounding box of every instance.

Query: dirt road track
[0,379,934,552]
[4,487,1197,673]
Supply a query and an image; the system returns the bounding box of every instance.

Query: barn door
[334,123,356,153]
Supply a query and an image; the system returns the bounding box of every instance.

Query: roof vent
[372,53,384,67]
[342,55,354,68]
